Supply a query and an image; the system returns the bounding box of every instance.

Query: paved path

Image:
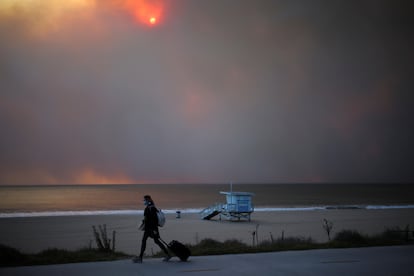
[1,245,413,276]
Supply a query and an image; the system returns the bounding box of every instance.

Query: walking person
[134,195,171,263]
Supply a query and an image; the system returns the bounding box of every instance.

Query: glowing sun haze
[1,0,413,185]
[119,0,163,26]
[0,0,163,34]
[0,0,96,36]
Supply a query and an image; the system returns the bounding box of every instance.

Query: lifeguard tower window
[237,199,250,212]
[222,192,254,213]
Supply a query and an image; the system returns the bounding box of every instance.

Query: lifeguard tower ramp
[200,191,254,221]
[200,203,223,220]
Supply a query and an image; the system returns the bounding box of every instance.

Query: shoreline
[2,204,414,218]
[1,208,413,255]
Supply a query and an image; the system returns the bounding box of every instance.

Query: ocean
[1,183,414,218]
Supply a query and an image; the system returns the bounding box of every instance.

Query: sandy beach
[1,208,413,255]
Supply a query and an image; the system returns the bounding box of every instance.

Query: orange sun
[120,0,163,26]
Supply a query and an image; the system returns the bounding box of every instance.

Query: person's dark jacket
[143,204,158,231]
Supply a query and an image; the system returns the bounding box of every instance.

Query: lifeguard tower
[200,188,254,221]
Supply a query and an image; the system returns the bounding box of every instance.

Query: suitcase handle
[159,237,169,248]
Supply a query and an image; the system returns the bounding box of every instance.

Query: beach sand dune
[1,209,413,255]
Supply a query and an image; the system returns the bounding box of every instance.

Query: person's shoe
[162,255,172,262]
[132,256,142,263]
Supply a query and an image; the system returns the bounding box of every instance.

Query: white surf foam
[1,205,414,218]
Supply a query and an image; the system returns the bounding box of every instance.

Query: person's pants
[139,229,169,257]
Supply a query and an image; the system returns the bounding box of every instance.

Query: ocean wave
[366,205,414,210]
[254,207,327,212]
[0,210,141,218]
[255,205,414,211]
[1,205,414,218]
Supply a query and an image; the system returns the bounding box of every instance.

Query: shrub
[381,227,410,241]
[33,248,128,264]
[0,246,129,267]
[187,238,250,256]
[0,244,27,267]
[333,230,367,245]
[181,236,318,257]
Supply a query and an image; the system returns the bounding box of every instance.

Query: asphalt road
[1,245,413,276]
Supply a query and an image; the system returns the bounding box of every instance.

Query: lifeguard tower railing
[200,203,223,220]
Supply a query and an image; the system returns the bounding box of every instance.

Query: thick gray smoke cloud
[1,0,413,184]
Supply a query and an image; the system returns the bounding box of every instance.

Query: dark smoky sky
[1,0,413,184]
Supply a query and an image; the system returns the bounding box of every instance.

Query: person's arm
[143,207,149,221]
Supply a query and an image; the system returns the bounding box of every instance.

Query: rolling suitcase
[160,238,191,261]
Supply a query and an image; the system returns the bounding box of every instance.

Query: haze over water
[1,184,413,217]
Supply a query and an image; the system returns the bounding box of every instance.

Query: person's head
[143,195,154,206]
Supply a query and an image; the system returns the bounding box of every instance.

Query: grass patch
[331,230,368,247]
[155,236,321,258]
[155,226,412,258]
[0,244,29,267]
[188,239,251,255]
[2,226,413,267]
[329,226,413,248]
[0,245,129,267]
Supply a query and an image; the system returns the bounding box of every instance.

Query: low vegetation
[0,246,128,267]
[2,226,412,267]
[176,236,316,257]
[155,226,413,257]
